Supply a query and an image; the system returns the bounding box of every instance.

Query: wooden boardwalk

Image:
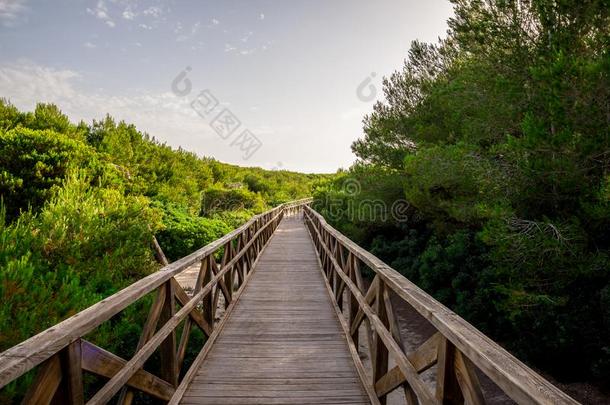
[0,201,579,405]
[179,216,370,404]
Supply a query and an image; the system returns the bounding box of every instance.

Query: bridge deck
[179,217,370,404]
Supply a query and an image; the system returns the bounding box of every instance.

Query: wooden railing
[303,205,579,405]
[0,199,312,405]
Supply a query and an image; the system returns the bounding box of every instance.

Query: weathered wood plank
[60,340,84,405]
[0,205,288,387]
[21,355,62,405]
[174,217,370,405]
[80,340,174,401]
[304,206,579,405]
[306,212,436,403]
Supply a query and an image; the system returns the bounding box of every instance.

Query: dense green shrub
[0,174,160,403]
[200,186,264,216]
[317,0,610,387]
[0,128,101,220]
[0,100,320,403]
[156,203,232,261]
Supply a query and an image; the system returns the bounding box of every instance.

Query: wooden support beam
[347,254,360,350]
[382,286,417,405]
[159,280,177,388]
[455,350,485,405]
[436,336,464,405]
[209,256,232,306]
[349,276,379,337]
[201,257,214,330]
[80,340,174,401]
[59,340,84,405]
[372,282,389,405]
[171,278,212,336]
[21,355,62,405]
[374,332,441,398]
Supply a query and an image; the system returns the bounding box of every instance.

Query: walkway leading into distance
[179,216,371,405]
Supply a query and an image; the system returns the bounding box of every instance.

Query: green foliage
[0,101,320,402]
[0,127,101,220]
[0,174,159,402]
[156,203,231,261]
[200,185,264,216]
[322,0,610,386]
[403,143,512,225]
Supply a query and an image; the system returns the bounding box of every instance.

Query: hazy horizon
[0,0,453,173]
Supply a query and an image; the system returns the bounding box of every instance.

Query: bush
[0,174,160,403]
[0,128,101,220]
[156,203,232,261]
[200,186,264,216]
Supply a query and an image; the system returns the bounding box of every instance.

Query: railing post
[22,340,85,405]
[61,339,84,405]
[372,281,390,405]
[201,257,214,329]
[221,241,234,307]
[348,254,360,350]
[436,337,463,405]
[159,279,178,387]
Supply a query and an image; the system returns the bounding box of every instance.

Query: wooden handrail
[303,205,579,405]
[0,199,312,404]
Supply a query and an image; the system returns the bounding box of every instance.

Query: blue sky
[0,0,453,172]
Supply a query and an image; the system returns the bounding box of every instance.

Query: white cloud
[0,61,218,154]
[224,43,235,53]
[176,21,201,42]
[83,41,97,49]
[139,23,152,30]
[211,18,219,25]
[240,31,253,43]
[173,21,183,34]
[122,9,135,20]
[142,6,162,18]
[190,21,201,35]
[259,13,264,20]
[0,0,28,26]
[87,0,115,28]
[190,41,205,51]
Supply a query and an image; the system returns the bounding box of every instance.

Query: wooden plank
[80,340,174,401]
[21,355,62,405]
[174,217,370,405]
[375,330,442,398]
[454,350,485,405]
[159,280,178,387]
[118,284,166,405]
[436,336,463,404]
[60,340,84,405]
[304,206,579,405]
[0,204,288,387]
[349,276,378,337]
[305,213,436,403]
[172,278,212,336]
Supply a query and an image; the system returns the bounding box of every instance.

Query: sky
[0,0,454,173]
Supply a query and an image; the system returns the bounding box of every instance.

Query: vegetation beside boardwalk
[1,1,609,401]
[0,100,324,402]
[314,0,609,390]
